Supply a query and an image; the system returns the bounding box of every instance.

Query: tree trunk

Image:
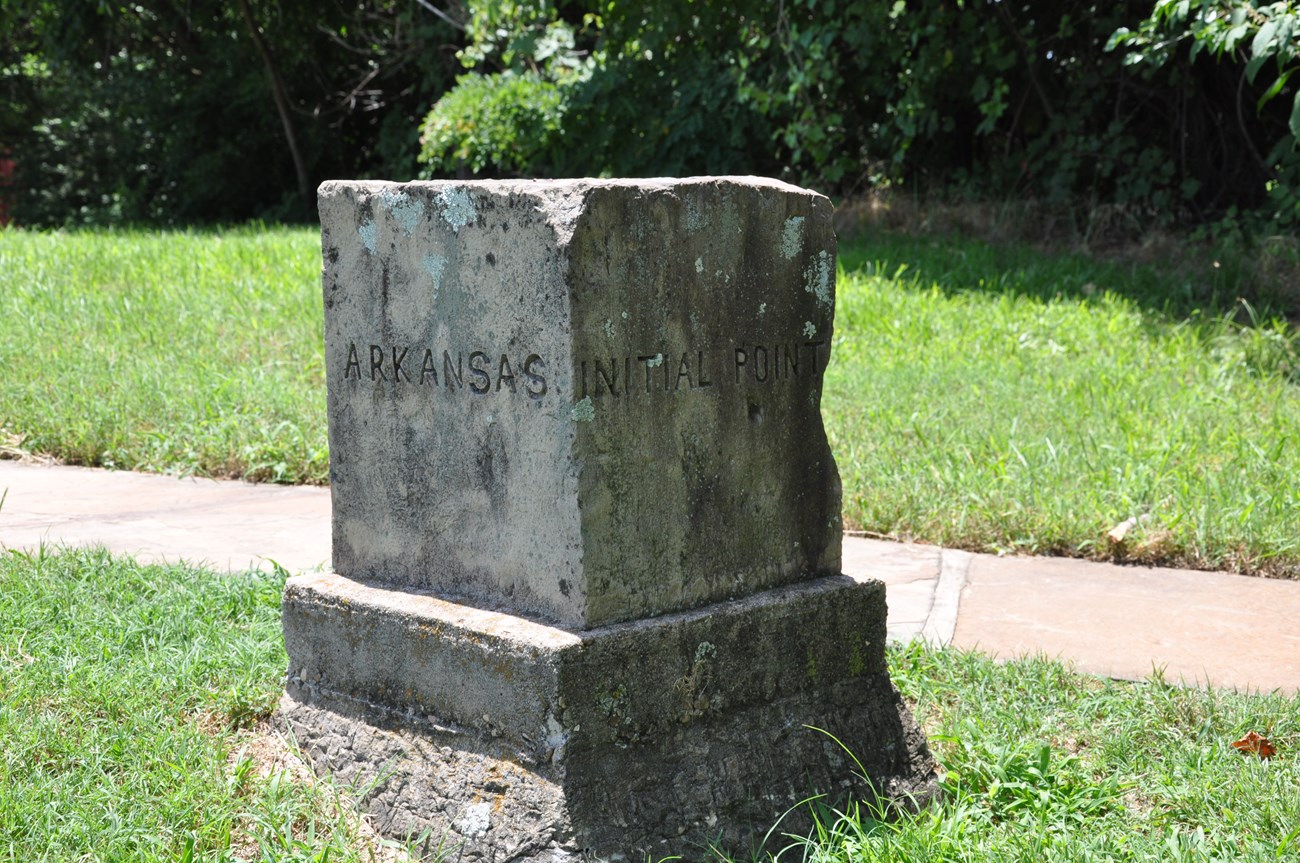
[235,0,311,206]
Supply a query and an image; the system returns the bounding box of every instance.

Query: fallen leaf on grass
[1231,730,1276,759]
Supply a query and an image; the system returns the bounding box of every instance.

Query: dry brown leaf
[1231,730,1277,760]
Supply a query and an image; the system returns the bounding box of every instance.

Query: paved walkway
[3,459,1297,694]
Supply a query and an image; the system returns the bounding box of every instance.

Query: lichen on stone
[380,189,425,235]
[357,220,378,254]
[438,186,477,231]
[570,397,595,423]
[781,216,806,260]
[422,252,447,296]
[804,249,832,308]
[683,196,706,233]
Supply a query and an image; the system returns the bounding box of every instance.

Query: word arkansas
[343,342,547,398]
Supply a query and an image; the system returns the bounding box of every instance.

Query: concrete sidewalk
[3,458,1297,694]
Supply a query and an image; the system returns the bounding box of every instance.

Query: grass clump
[0,226,327,482]
[744,645,1300,863]
[0,547,413,862]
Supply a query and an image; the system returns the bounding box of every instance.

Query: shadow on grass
[838,228,1300,389]
[838,228,1295,325]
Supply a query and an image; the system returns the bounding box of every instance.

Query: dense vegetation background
[3,0,1300,231]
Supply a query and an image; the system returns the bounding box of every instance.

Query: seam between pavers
[922,549,971,646]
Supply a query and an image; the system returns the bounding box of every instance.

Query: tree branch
[414,0,467,32]
[235,0,311,206]
[993,3,1056,124]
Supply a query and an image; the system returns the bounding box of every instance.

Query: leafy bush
[420,72,565,176]
[419,0,1300,228]
[1112,0,1300,228]
[8,1,1300,227]
[417,2,780,181]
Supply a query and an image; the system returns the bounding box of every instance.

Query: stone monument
[280,177,937,860]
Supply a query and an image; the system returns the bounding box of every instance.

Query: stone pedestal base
[279,572,938,862]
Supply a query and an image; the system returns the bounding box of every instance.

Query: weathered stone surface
[288,177,938,859]
[281,571,938,861]
[319,178,841,628]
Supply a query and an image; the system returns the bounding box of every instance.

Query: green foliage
[420,71,565,175]
[7,0,1300,225]
[0,1,463,226]
[418,0,1299,226]
[418,1,778,181]
[1112,1,1300,228]
[1113,1,1300,122]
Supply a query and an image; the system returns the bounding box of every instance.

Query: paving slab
[3,458,1298,695]
[953,552,1300,695]
[0,459,331,574]
[842,537,946,643]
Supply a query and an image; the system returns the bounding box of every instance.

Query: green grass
[2,224,1299,575]
[0,226,327,482]
[3,548,1296,862]
[0,547,416,862]
[828,232,1300,576]
[747,644,1300,862]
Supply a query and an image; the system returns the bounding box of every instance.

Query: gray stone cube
[320,178,842,628]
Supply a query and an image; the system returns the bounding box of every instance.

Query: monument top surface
[320,174,815,195]
[320,176,842,628]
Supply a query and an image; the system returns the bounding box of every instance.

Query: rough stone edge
[278,690,583,863]
[279,573,940,861]
[318,175,824,200]
[282,571,898,757]
[278,675,939,863]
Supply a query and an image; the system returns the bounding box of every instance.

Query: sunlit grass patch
[828,235,1300,577]
[0,547,420,862]
[0,226,327,482]
[731,644,1300,863]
